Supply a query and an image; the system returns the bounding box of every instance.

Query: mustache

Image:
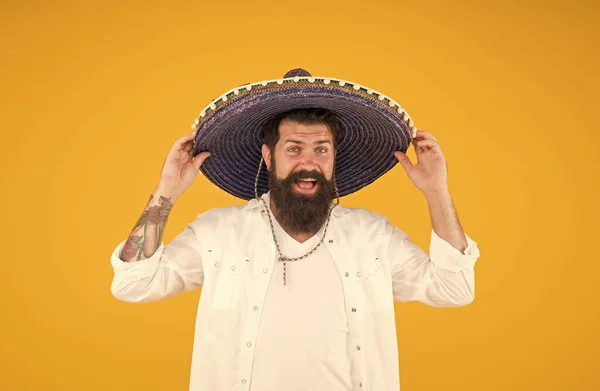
[284,170,328,183]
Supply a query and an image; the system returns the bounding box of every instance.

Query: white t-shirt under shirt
[250,210,353,391]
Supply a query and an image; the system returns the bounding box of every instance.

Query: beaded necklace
[260,197,333,286]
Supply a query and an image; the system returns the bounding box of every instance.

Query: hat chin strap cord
[254,157,264,200]
[253,157,340,206]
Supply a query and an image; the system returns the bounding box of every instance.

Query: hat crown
[283,68,312,78]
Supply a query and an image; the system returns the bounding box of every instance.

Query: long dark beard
[268,159,335,235]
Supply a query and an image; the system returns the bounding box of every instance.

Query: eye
[316,147,328,153]
[288,146,300,153]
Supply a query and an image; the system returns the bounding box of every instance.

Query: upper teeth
[300,178,315,181]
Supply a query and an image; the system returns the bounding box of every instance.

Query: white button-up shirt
[110,192,480,391]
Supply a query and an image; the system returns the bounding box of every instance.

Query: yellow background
[1,0,598,390]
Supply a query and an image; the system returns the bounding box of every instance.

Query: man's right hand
[154,131,211,201]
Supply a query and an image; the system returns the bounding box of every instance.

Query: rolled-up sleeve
[389,225,480,307]
[110,223,204,303]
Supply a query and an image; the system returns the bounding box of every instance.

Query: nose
[296,152,320,172]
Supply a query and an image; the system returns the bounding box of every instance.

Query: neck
[269,198,318,243]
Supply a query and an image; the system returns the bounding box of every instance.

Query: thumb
[394,151,413,174]
[193,151,211,171]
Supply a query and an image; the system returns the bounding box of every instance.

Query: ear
[261,144,272,171]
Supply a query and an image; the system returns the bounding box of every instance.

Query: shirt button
[247,342,252,347]
[356,346,361,350]
[214,262,219,267]
[359,381,363,387]
[352,308,357,312]
[329,239,333,243]
[241,379,247,384]
[253,305,259,311]
[345,272,349,277]
[231,266,236,271]
[356,272,362,277]
[263,268,268,273]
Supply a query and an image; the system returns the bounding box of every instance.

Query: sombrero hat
[191,68,417,201]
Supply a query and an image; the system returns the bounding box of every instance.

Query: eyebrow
[284,139,332,145]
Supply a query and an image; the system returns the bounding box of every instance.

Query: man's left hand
[394,130,448,196]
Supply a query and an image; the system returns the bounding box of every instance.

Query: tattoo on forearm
[121,194,174,262]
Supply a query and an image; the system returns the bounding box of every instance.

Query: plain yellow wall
[1,0,598,390]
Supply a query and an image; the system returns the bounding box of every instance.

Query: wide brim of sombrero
[191,70,416,201]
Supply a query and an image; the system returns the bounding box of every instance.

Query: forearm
[120,187,177,262]
[424,189,468,254]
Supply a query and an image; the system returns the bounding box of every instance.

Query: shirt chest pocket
[208,251,249,310]
[354,257,390,313]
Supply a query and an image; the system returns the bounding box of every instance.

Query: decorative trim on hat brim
[191,76,418,138]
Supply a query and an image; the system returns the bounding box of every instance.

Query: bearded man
[110,69,481,391]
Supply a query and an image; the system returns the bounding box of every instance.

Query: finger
[183,140,194,153]
[192,151,211,170]
[415,130,437,142]
[172,132,197,151]
[412,138,424,154]
[394,151,413,173]
[416,139,440,150]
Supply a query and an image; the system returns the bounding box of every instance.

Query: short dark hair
[261,108,340,153]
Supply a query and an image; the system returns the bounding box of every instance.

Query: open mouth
[293,178,318,193]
